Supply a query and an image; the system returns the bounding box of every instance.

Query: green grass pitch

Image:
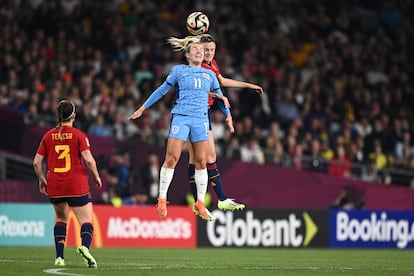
[0,247,413,275]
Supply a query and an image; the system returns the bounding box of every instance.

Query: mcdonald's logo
[66,209,103,248]
[66,205,197,248]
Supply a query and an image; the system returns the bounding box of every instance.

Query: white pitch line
[0,259,413,274]
[43,268,94,276]
[0,259,42,263]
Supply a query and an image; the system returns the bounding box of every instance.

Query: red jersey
[36,125,91,198]
[202,59,221,107]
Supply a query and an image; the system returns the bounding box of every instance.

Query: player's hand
[39,179,48,196]
[225,114,234,133]
[251,84,264,94]
[94,175,103,189]
[221,95,231,108]
[128,106,145,120]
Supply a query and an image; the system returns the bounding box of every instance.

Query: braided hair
[56,100,75,141]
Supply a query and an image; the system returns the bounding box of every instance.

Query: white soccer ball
[186,12,210,35]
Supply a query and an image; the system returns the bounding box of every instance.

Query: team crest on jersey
[171,125,179,134]
[203,72,211,80]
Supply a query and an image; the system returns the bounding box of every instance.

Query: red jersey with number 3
[36,125,91,198]
[202,59,221,107]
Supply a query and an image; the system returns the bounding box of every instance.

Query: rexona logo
[334,210,414,249]
[205,210,318,247]
[0,215,45,237]
[107,217,192,239]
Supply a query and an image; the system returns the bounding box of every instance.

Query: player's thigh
[187,138,195,163]
[164,137,185,168]
[52,201,69,222]
[206,130,217,162]
[72,202,93,225]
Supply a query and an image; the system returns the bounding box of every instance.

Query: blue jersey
[143,64,229,118]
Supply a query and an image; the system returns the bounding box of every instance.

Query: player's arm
[33,153,48,196]
[128,81,172,120]
[208,92,230,108]
[218,74,264,94]
[81,149,102,188]
[129,67,177,120]
[211,78,234,133]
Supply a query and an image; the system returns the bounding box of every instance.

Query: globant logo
[206,210,318,247]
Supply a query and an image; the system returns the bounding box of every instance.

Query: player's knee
[164,155,180,168]
[207,152,217,163]
[192,155,207,169]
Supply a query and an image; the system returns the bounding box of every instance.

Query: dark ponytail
[56,100,75,141]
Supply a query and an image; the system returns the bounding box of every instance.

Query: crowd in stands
[1,0,414,189]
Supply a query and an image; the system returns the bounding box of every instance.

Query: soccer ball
[186,12,210,35]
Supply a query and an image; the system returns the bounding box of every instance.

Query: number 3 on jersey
[54,145,71,173]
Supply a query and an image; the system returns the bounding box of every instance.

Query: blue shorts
[49,194,92,207]
[169,114,209,142]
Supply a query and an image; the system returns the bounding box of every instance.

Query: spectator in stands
[290,143,304,170]
[361,159,379,182]
[330,189,354,210]
[88,114,112,138]
[369,143,388,171]
[275,88,300,129]
[304,138,328,173]
[102,151,131,204]
[329,144,351,178]
[24,102,41,125]
[395,131,413,160]
[138,152,161,205]
[226,136,242,160]
[240,135,265,164]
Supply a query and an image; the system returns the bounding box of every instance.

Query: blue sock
[188,164,197,201]
[80,223,94,248]
[207,162,227,200]
[54,222,66,259]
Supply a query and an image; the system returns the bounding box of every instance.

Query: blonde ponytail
[166,35,202,52]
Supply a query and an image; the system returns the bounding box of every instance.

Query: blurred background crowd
[1,0,414,196]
